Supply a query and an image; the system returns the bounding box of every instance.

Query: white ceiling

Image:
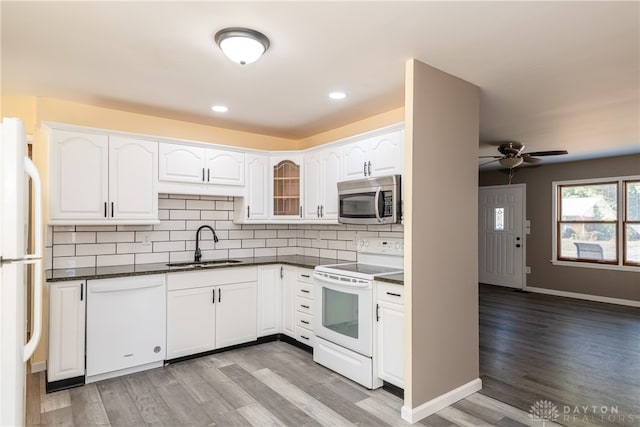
[2,1,638,167]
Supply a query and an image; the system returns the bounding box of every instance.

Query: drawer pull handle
[300,335,310,340]
[386,292,402,297]
[301,289,310,293]
[301,320,310,325]
[301,274,310,278]
[301,304,310,309]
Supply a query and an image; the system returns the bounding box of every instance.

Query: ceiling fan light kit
[498,157,524,169]
[214,27,270,65]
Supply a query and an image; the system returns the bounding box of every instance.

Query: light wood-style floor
[27,341,541,427]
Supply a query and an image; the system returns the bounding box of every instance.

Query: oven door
[313,271,373,357]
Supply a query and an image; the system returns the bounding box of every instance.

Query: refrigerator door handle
[23,157,42,259]
[22,156,44,362]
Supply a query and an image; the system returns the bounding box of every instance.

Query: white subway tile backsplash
[135,252,169,265]
[154,220,186,231]
[53,244,75,257]
[186,199,216,210]
[96,231,135,243]
[153,241,185,252]
[53,256,95,269]
[75,243,116,256]
[159,198,186,209]
[53,232,96,244]
[97,254,134,267]
[170,193,199,199]
[170,209,200,220]
[49,194,403,269]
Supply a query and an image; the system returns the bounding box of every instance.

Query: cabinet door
[166,286,216,359]
[281,266,296,337]
[342,140,370,180]
[369,130,404,177]
[303,150,322,219]
[377,301,404,388]
[257,265,282,337]
[158,143,206,184]
[50,130,109,220]
[245,154,270,220]
[320,147,342,220]
[109,137,158,220]
[48,281,85,382]
[271,155,303,219]
[215,281,257,348]
[205,148,245,186]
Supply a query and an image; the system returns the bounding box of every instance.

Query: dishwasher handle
[89,280,164,293]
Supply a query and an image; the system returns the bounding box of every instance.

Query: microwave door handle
[374,187,383,223]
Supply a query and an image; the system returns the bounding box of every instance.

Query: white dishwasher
[86,274,166,383]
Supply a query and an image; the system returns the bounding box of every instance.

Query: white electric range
[313,237,403,388]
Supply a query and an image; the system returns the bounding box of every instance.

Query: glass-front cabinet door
[271,155,302,218]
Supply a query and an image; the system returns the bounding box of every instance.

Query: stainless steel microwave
[337,175,401,225]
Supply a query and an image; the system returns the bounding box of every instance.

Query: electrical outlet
[140,233,152,247]
[526,266,531,274]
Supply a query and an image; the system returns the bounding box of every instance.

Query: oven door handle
[374,187,383,223]
[313,271,372,289]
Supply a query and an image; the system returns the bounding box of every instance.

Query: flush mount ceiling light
[214,27,270,65]
[498,157,524,169]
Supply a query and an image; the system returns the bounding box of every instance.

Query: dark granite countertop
[46,255,346,282]
[375,272,404,285]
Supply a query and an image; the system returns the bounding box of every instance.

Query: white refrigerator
[0,117,44,426]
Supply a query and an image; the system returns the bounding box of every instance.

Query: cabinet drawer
[295,311,313,331]
[297,269,313,284]
[295,296,313,315]
[295,326,315,347]
[377,282,404,305]
[168,267,257,291]
[296,282,313,298]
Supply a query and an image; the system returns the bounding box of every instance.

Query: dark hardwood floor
[479,284,640,427]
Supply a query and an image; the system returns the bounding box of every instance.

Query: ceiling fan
[479,141,568,169]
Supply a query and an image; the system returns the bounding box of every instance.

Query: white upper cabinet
[205,148,244,186]
[159,143,206,184]
[109,136,158,221]
[342,129,404,180]
[49,128,158,224]
[234,153,270,222]
[304,146,341,221]
[158,142,245,193]
[270,155,303,220]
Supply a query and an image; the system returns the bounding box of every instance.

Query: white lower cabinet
[376,282,404,388]
[257,265,282,337]
[166,267,257,359]
[48,280,86,382]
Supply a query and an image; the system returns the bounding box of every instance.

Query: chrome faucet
[194,225,219,262]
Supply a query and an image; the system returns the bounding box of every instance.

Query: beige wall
[479,154,640,301]
[404,59,479,409]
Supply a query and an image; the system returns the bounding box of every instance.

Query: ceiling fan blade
[480,159,500,166]
[522,150,568,157]
[478,155,502,159]
[522,156,543,164]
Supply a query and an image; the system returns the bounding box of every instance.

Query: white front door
[478,184,526,289]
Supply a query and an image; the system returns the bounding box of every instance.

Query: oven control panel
[357,238,404,256]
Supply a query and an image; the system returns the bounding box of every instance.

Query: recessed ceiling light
[329,92,347,100]
[211,105,229,113]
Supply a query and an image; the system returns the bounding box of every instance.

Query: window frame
[552,175,640,272]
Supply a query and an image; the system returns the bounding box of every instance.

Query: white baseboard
[30,360,46,373]
[400,378,482,424]
[525,286,640,308]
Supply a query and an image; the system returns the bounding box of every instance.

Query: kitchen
[2,2,638,426]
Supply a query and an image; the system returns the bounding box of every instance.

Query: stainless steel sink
[166,259,242,268]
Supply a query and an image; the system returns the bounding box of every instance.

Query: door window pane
[322,288,358,339]
[494,207,505,231]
